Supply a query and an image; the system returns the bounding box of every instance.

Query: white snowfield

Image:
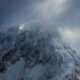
[0,23,80,80]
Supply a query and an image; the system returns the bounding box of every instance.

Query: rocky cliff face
[0,23,80,80]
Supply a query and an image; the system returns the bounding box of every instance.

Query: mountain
[0,23,80,80]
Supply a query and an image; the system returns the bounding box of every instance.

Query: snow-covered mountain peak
[0,24,80,80]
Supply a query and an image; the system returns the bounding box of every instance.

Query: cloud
[56,0,80,27]
[0,0,80,29]
[58,27,80,46]
[36,0,68,22]
[34,0,80,29]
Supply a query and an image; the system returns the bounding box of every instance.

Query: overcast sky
[0,0,80,27]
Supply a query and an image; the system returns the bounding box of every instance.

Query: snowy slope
[0,23,80,80]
